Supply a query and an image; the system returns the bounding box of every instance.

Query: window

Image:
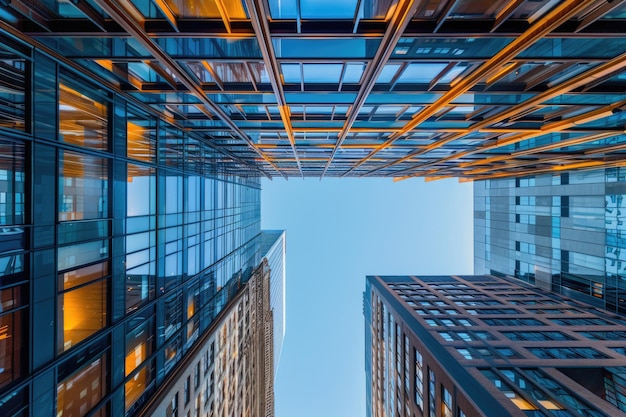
[59,151,108,221]
[428,369,436,417]
[0,140,26,226]
[57,353,107,417]
[415,348,423,410]
[184,375,190,405]
[442,387,452,417]
[59,82,108,150]
[0,284,27,389]
[127,109,156,162]
[57,262,109,353]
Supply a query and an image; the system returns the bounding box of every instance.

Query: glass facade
[0,30,266,417]
[0,1,623,179]
[475,169,626,315]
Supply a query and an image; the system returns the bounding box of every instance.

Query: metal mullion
[201,61,225,91]
[491,0,525,32]
[243,62,258,91]
[433,0,458,33]
[244,0,303,176]
[389,62,409,92]
[575,0,626,33]
[214,0,233,33]
[151,0,180,32]
[428,62,457,91]
[67,0,108,31]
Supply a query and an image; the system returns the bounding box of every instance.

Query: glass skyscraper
[475,169,626,316]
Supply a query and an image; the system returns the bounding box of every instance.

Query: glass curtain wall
[0,33,263,417]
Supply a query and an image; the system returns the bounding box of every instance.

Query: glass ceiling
[1,0,626,180]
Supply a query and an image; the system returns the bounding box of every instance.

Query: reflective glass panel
[59,83,108,150]
[59,151,109,221]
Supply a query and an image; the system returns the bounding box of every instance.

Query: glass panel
[127,164,156,217]
[300,0,358,18]
[59,261,108,291]
[0,46,26,131]
[302,64,343,83]
[127,109,156,163]
[281,63,301,83]
[59,151,109,221]
[0,140,26,226]
[59,83,108,150]
[125,316,154,377]
[0,307,26,389]
[125,360,154,412]
[397,63,448,83]
[57,352,107,417]
[343,63,366,83]
[58,279,108,353]
[376,63,402,83]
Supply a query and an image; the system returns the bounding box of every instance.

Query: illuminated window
[57,353,107,417]
[0,285,27,389]
[57,262,109,353]
[127,109,156,163]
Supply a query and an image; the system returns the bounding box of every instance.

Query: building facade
[474,169,626,315]
[0,29,280,417]
[1,1,625,179]
[137,248,278,417]
[365,274,626,417]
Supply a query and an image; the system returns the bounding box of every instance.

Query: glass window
[125,315,155,411]
[0,46,26,132]
[127,110,156,163]
[57,352,107,417]
[0,285,26,389]
[59,151,108,221]
[0,140,26,226]
[59,82,108,150]
[442,386,452,417]
[57,278,108,353]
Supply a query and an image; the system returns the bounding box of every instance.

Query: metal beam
[243,0,303,177]
[91,0,285,178]
[342,0,599,176]
[321,0,422,178]
[365,47,626,177]
[0,19,272,179]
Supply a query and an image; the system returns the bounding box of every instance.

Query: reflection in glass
[0,140,26,226]
[0,48,26,131]
[127,110,156,163]
[59,83,108,150]
[59,151,108,221]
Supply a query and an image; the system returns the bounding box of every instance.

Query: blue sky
[261,178,474,417]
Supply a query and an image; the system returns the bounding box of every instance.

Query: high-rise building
[474,169,626,316]
[365,274,626,417]
[135,232,282,417]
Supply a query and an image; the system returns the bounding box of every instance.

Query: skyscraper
[365,274,626,417]
[135,232,283,417]
[474,169,626,316]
